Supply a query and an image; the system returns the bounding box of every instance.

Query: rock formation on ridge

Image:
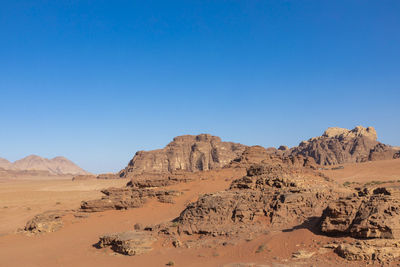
[289,126,397,165]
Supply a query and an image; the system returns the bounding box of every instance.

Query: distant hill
[0,158,11,169]
[0,155,89,175]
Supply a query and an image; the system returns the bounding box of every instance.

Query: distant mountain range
[0,155,89,175]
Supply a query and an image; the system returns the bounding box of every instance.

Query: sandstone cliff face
[119,134,246,177]
[289,126,397,165]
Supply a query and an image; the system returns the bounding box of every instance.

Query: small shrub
[56,202,61,205]
[166,261,174,266]
[256,244,265,253]
[343,181,351,187]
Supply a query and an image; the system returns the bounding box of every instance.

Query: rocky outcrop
[97,231,157,256]
[175,163,341,236]
[127,176,192,188]
[290,126,398,165]
[320,187,400,239]
[80,176,185,212]
[119,134,246,178]
[230,146,317,170]
[24,210,67,234]
[334,239,400,262]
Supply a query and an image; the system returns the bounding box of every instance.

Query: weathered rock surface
[321,187,400,239]
[119,134,246,177]
[230,146,317,170]
[24,210,66,234]
[335,239,400,262]
[80,175,186,212]
[175,163,342,236]
[289,126,398,165]
[98,231,157,256]
[126,176,192,188]
[80,187,181,212]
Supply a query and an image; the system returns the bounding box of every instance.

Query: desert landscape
[1,126,400,266]
[2,2,399,266]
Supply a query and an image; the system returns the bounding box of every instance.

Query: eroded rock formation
[119,134,246,177]
[24,210,66,234]
[321,187,400,239]
[80,187,182,212]
[175,163,342,236]
[289,126,398,165]
[98,231,157,256]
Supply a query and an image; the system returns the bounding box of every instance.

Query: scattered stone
[292,250,315,259]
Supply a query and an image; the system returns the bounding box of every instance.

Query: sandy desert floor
[0,160,399,267]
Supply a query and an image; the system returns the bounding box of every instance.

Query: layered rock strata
[119,134,246,177]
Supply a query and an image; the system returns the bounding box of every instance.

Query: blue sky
[1,1,399,173]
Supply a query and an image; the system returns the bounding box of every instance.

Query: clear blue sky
[1,1,399,173]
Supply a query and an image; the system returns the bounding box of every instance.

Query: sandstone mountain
[289,126,398,165]
[119,134,246,178]
[0,155,89,175]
